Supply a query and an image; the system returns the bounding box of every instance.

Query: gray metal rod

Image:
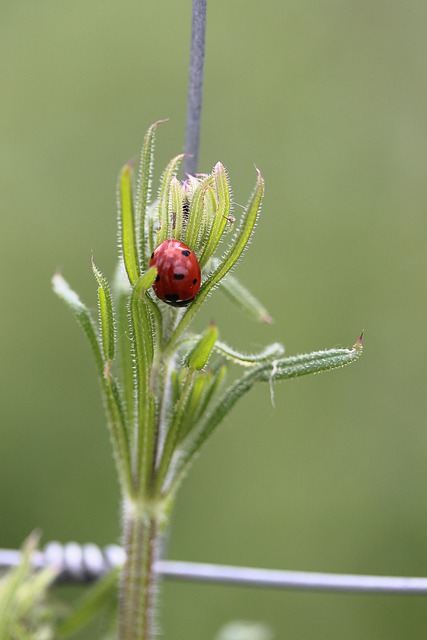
[2,544,427,594]
[158,560,427,594]
[183,0,207,177]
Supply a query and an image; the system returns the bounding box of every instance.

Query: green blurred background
[1,0,427,637]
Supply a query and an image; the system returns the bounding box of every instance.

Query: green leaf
[206,167,264,285]
[199,163,231,267]
[184,174,214,250]
[0,533,57,639]
[170,177,184,240]
[193,363,227,424]
[118,162,140,286]
[154,370,195,495]
[104,375,134,497]
[92,258,115,362]
[214,341,284,366]
[112,262,135,427]
[130,268,157,376]
[52,273,104,377]
[196,184,217,254]
[146,293,163,351]
[173,337,363,490]
[11,567,57,634]
[178,372,208,440]
[166,169,264,350]
[0,535,36,636]
[135,120,167,264]
[57,568,119,637]
[219,273,273,324]
[129,268,158,492]
[170,369,181,407]
[156,154,185,246]
[186,323,219,370]
[53,273,133,496]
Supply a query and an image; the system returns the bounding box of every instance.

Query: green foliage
[186,323,219,371]
[57,570,119,638]
[218,271,273,324]
[0,534,57,640]
[52,118,363,506]
[52,123,363,639]
[92,258,115,363]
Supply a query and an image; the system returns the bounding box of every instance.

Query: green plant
[52,120,363,639]
[0,534,57,640]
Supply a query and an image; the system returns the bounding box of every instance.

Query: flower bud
[186,323,218,370]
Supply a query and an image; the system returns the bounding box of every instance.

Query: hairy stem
[119,505,163,640]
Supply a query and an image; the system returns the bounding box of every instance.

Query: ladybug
[149,239,201,307]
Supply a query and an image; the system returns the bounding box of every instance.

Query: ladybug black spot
[155,275,160,282]
[174,273,184,280]
[151,252,155,259]
[193,279,197,284]
[181,250,191,257]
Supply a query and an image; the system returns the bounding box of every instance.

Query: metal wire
[1,543,427,594]
[183,0,207,177]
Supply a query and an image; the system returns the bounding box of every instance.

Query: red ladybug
[149,239,201,307]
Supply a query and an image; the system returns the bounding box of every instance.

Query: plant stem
[183,0,207,177]
[118,3,208,637]
[119,504,162,640]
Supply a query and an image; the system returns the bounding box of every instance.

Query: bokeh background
[1,0,427,638]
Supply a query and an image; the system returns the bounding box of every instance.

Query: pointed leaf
[184,174,214,250]
[104,375,134,497]
[207,167,264,283]
[170,177,185,240]
[156,154,185,246]
[198,163,231,267]
[112,262,135,426]
[129,267,158,491]
[131,268,158,374]
[0,534,36,635]
[172,337,363,490]
[220,273,273,323]
[92,258,115,362]
[135,120,167,263]
[166,169,264,349]
[118,162,140,286]
[214,341,284,366]
[0,533,57,638]
[186,323,219,370]
[196,184,217,254]
[52,273,104,377]
[53,273,132,495]
[193,363,227,423]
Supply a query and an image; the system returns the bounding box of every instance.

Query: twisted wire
[2,543,427,594]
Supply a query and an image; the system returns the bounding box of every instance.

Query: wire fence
[1,543,427,595]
